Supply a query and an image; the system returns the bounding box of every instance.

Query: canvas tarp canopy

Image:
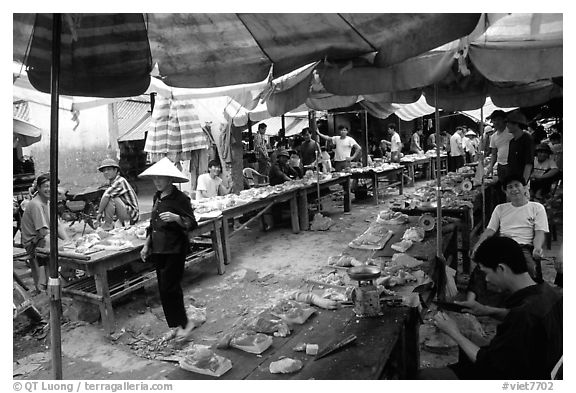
[269,13,562,115]
[13,14,561,122]
[13,13,482,93]
[360,95,517,122]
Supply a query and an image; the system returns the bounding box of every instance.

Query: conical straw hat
[138,157,189,183]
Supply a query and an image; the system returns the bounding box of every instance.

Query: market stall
[349,163,404,205]
[167,306,419,380]
[400,154,432,187]
[388,167,500,273]
[36,217,226,334]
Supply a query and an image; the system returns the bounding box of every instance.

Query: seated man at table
[269,149,299,185]
[420,236,562,380]
[96,158,140,230]
[20,174,71,292]
[530,143,561,200]
[196,160,231,199]
[288,150,304,178]
[467,174,548,306]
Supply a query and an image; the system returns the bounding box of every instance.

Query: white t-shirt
[489,129,514,165]
[487,201,549,245]
[449,132,464,156]
[331,135,359,162]
[196,173,222,199]
[390,132,402,152]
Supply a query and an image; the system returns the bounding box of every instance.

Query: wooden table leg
[462,208,472,273]
[398,168,404,195]
[298,191,310,231]
[289,195,300,234]
[221,216,232,264]
[94,269,115,334]
[404,307,420,379]
[211,220,226,275]
[373,172,379,205]
[343,178,351,212]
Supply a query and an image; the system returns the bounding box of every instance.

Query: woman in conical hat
[139,157,198,341]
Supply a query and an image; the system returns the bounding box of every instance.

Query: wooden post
[230,123,245,194]
[362,110,369,167]
[48,13,63,380]
[434,84,443,258]
[247,120,254,151]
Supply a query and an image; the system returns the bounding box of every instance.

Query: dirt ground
[12,181,563,380]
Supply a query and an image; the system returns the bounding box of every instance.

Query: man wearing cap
[449,126,466,171]
[269,149,299,186]
[96,158,139,231]
[20,174,70,292]
[139,157,198,341]
[530,143,560,200]
[195,160,231,200]
[486,110,514,185]
[506,110,535,184]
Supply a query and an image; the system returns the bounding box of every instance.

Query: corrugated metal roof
[117,99,151,141]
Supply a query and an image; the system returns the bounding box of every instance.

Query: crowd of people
[15,107,562,379]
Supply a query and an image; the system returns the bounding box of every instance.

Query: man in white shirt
[317,125,361,171]
[471,174,548,287]
[449,126,465,171]
[486,110,513,182]
[382,123,402,162]
[196,160,231,199]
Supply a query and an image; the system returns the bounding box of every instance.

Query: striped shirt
[254,133,269,160]
[104,175,139,224]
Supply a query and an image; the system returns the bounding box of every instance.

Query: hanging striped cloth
[144,95,210,162]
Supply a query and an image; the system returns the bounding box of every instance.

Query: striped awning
[16,13,152,97]
[257,116,309,137]
[144,95,209,162]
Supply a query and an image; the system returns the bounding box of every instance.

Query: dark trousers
[152,253,188,328]
[448,155,464,172]
[495,163,509,203]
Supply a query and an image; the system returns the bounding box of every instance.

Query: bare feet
[175,322,195,342]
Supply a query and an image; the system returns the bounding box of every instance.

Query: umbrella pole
[480,107,486,229]
[308,111,321,212]
[48,13,63,379]
[434,84,443,258]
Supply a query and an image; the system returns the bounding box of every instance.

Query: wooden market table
[430,154,449,179]
[219,187,301,263]
[37,217,227,334]
[350,166,404,204]
[401,157,431,187]
[344,216,459,267]
[297,174,352,231]
[390,179,500,274]
[168,305,420,380]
